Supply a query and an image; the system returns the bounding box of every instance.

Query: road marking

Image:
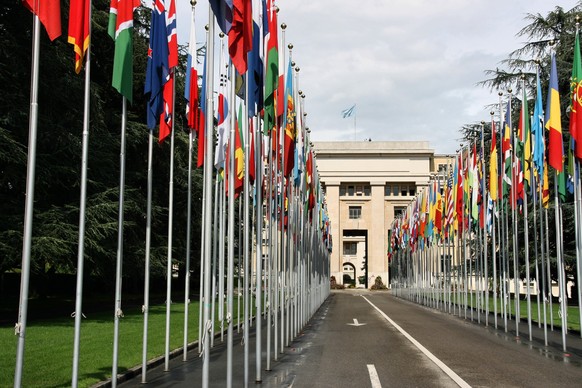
[367,364,382,388]
[347,318,367,326]
[362,296,471,388]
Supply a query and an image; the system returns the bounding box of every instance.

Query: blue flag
[209,0,233,34]
[144,1,170,129]
[342,104,355,118]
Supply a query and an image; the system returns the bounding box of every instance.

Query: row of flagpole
[389,32,582,353]
[15,0,332,387]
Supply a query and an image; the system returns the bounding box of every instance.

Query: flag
[209,0,233,34]
[546,53,563,172]
[283,59,296,178]
[469,143,478,222]
[158,72,173,143]
[23,0,61,41]
[158,0,178,143]
[108,0,140,102]
[185,7,199,131]
[521,87,532,193]
[532,69,545,178]
[247,0,265,117]
[342,104,355,118]
[502,102,512,203]
[196,53,208,168]
[68,0,90,74]
[570,29,582,161]
[144,0,169,129]
[228,0,252,75]
[263,0,278,134]
[489,119,498,201]
[234,103,245,195]
[214,72,230,171]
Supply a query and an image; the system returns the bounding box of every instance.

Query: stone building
[312,141,448,288]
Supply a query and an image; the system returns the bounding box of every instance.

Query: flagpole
[141,127,154,382]
[226,59,236,388]
[202,14,216,387]
[521,75,532,341]
[183,1,197,361]
[14,12,42,387]
[111,96,127,388]
[71,2,93,386]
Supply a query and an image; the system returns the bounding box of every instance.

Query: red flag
[228,0,252,74]
[158,72,174,143]
[68,0,90,73]
[23,0,61,41]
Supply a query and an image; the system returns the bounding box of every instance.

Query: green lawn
[0,300,238,387]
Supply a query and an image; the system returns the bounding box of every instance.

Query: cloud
[176,0,579,154]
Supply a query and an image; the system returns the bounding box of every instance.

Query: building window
[385,183,416,197]
[340,183,371,197]
[343,242,357,255]
[394,206,406,217]
[348,206,362,219]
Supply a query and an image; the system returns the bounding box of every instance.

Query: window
[394,206,406,217]
[340,183,371,197]
[349,206,362,219]
[385,183,416,197]
[343,242,357,255]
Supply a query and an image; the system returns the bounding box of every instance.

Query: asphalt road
[115,290,582,388]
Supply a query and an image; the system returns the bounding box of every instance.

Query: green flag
[109,0,139,102]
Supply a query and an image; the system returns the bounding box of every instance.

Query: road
[115,290,582,387]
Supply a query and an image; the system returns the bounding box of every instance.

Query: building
[313,141,448,288]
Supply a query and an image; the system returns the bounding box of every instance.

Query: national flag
[246,0,265,117]
[263,0,278,134]
[283,59,296,178]
[158,72,173,143]
[532,69,545,178]
[469,143,479,222]
[489,119,498,201]
[570,29,582,161]
[342,104,355,118]
[502,102,512,203]
[68,0,90,74]
[234,103,245,195]
[545,53,563,172]
[521,87,532,193]
[23,0,61,41]
[158,0,178,143]
[108,0,140,102]
[542,159,550,208]
[214,71,230,171]
[144,0,170,129]
[185,6,199,130]
[196,53,208,167]
[165,0,178,68]
[209,0,233,34]
[228,0,252,75]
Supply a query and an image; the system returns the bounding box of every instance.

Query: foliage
[329,276,344,289]
[370,276,387,290]
[0,1,204,295]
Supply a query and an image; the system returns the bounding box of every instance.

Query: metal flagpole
[111,94,128,388]
[490,112,498,329]
[141,128,154,381]
[226,61,236,388]
[183,2,197,360]
[202,13,216,387]
[509,87,520,337]
[554,173,568,351]
[71,3,92,385]
[14,12,42,387]
[163,74,177,372]
[481,121,488,326]
[255,100,264,383]
[183,120,194,360]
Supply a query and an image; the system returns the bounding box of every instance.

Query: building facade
[313,141,446,288]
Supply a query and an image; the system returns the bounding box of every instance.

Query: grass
[415,290,582,332]
[0,299,243,388]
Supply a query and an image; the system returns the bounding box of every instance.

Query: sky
[176,0,581,155]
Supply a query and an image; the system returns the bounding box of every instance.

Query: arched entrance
[342,262,356,287]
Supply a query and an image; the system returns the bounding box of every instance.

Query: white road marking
[362,296,472,388]
[347,318,367,326]
[367,364,382,388]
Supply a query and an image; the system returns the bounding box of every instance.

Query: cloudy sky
[176,0,580,155]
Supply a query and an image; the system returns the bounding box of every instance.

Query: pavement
[92,290,582,387]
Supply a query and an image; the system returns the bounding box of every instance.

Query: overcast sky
[176,0,580,155]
